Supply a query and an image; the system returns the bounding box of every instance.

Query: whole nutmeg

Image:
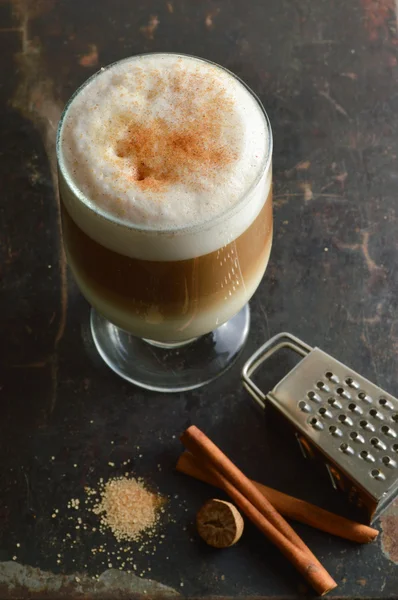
[196,499,244,548]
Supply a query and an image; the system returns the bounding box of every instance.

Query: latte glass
[56,54,273,392]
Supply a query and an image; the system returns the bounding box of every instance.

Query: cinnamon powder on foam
[111,69,238,193]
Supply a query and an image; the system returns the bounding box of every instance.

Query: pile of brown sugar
[92,476,164,542]
[47,449,176,579]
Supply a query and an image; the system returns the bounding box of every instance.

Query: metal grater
[242,332,398,524]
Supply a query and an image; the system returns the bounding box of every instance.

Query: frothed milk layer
[58,54,271,261]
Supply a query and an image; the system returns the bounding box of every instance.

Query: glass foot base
[90,304,250,392]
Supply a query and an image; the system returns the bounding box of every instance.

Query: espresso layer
[62,189,272,339]
[69,246,271,342]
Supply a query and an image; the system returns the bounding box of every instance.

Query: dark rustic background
[0,0,397,598]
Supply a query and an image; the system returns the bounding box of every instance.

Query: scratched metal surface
[1,0,398,598]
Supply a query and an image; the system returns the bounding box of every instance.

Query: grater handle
[242,332,312,410]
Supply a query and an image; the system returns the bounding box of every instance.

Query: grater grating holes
[392,414,398,423]
[336,387,350,399]
[371,468,386,481]
[325,371,339,383]
[348,402,362,414]
[359,419,375,432]
[328,397,342,409]
[318,407,332,418]
[382,456,396,468]
[358,391,372,403]
[369,408,384,420]
[329,425,342,437]
[393,444,398,453]
[338,414,353,426]
[379,398,393,409]
[340,443,354,455]
[309,416,323,430]
[307,391,321,403]
[345,377,359,388]
[381,425,397,438]
[316,380,329,391]
[360,450,375,462]
[370,437,386,450]
[350,431,364,443]
[298,400,311,412]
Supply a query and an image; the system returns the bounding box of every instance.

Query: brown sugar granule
[93,477,163,542]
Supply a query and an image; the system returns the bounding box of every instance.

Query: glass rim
[56,52,273,236]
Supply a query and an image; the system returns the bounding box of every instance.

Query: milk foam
[58,54,272,261]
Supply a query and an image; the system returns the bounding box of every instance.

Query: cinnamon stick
[180,426,337,596]
[176,451,379,544]
[181,426,320,560]
[205,459,336,596]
